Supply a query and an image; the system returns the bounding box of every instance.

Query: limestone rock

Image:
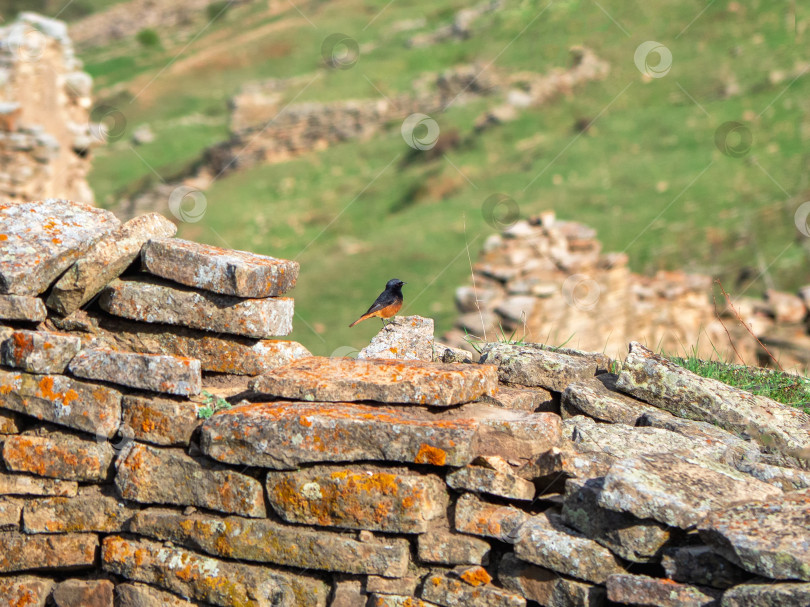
[454,492,530,542]
[130,508,410,577]
[202,401,558,469]
[561,376,655,424]
[661,546,750,589]
[0,471,77,497]
[114,583,200,607]
[446,464,535,501]
[265,465,447,533]
[0,409,21,434]
[121,394,204,446]
[562,477,672,563]
[52,578,114,607]
[616,342,810,458]
[0,199,120,295]
[765,289,806,323]
[115,442,266,517]
[0,294,47,321]
[69,347,202,396]
[366,575,422,596]
[0,575,55,606]
[249,356,498,406]
[606,574,721,607]
[735,460,810,491]
[0,496,22,530]
[417,530,491,565]
[0,530,97,572]
[102,535,328,607]
[92,312,311,375]
[99,277,294,338]
[476,385,556,412]
[513,512,625,584]
[358,315,435,361]
[478,343,597,391]
[141,238,299,297]
[2,430,115,481]
[498,553,607,607]
[699,488,810,580]
[0,329,82,373]
[47,212,177,315]
[598,453,782,529]
[721,582,810,607]
[23,485,139,533]
[331,579,367,607]
[421,569,526,607]
[0,369,122,437]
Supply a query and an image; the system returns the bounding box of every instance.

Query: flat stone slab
[201,401,560,469]
[0,575,55,606]
[249,357,498,406]
[0,471,77,497]
[661,546,749,589]
[0,497,22,530]
[421,569,527,607]
[598,453,782,529]
[47,212,177,315]
[0,294,47,321]
[561,376,656,424]
[23,485,139,534]
[0,410,21,434]
[115,583,200,607]
[99,277,294,338]
[514,512,625,584]
[93,312,310,375]
[454,492,530,542]
[699,488,810,581]
[446,464,535,501]
[0,199,120,295]
[115,442,266,517]
[606,574,721,607]
[265,464,448,533]
[478,343,597,391]
[142,237,299,297]
[130,508,410,577]
[417,530,491,565]
[476,385,555,412]
[562,477,672,563]
[498,553,607,607]
[69,347,202,396]
[616,341,810,459]
[102,535,329,607]
[0,369,121,438]
[358,315,435,361]
[0,530,98,572]
[369,595,441,607]
[121,394,204,446]
[2,430,115,481]
[52,578,114,607]
[0,329,82,373]
[722,582,810,606]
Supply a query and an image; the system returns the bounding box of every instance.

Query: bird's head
[386,278,406,290]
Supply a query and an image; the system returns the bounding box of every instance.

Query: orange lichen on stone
[460,566,492,586]
[415,443,447,466]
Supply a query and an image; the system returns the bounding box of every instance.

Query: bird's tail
[349,314,369,328]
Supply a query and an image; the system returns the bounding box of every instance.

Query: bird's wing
[362,291,397,316]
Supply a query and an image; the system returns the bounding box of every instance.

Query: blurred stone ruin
[1,198,809,606]
[445,210,810,374]
[0,13,96,204]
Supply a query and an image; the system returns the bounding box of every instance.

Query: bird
[349,278,406,328]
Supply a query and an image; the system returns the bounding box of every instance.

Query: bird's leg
[381,318,388,328]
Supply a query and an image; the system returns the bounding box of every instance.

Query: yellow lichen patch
[460,566,492,586]
[415,443,447,466]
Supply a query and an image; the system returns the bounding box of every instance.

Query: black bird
[349,278,406,327]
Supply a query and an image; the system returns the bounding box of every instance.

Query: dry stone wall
[0,14,96,204]
[1,198,810,606]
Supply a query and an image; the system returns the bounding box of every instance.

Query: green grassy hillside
[68,0,809,355]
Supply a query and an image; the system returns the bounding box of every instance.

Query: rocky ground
[0,199,809,606]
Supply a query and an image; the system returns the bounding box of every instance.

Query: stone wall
[0,14,96,204]
[1,198,809,606]
[445,211,810,373]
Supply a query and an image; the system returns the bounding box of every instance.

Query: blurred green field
[59,0,810,355]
